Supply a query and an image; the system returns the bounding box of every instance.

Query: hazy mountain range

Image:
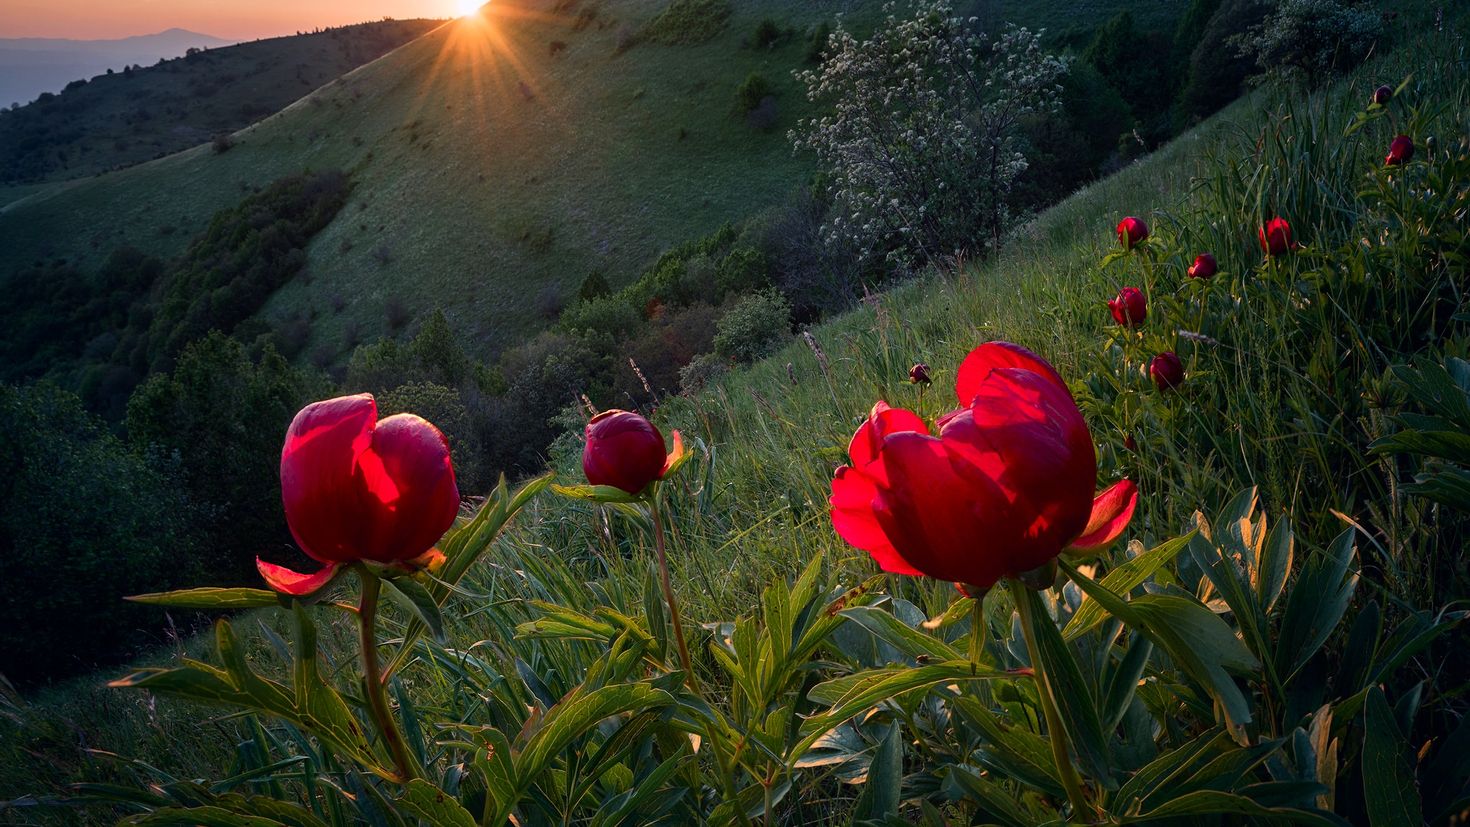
[0,28,235,107]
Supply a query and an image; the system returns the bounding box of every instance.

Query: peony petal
[662,430,686,476]
[847,401,929,469]
[830,466,922,576]
[954,341,1068,407]
[256,557,340,596]
[1066,479,1138,553]
[280,394,379,564]
[361,414,461,563]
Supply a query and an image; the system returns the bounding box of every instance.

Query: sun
[455,0,484,17]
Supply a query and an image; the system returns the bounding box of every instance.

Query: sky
[0,0,474,41]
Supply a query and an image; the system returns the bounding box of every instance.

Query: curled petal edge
[1064,479,1138,554]
[662,430,688,477]
[257,557,342,597]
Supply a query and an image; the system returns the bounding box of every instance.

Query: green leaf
[1275,528,1357,682]
[1362,686,1423,827]
[797,662,1006,761]
[552,482,644,503]
[516,683,674,785]
[850,722,902,822]
[1060,560,1257,742]
[1016,588,1114,788]
[838,605,961,662]
[397,779,476,827]
[1129,790,1347,825]
[944,766,1034,827]
[1063,533,1192,641]
[125,588,281,610]
[1255,515,1294,615]
[119,806,284,826]
[381,574,445,644]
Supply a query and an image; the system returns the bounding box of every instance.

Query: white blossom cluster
[791,1,1064,270]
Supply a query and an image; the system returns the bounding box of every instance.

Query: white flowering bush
[792,2,1064,269]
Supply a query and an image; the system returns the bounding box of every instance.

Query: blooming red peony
[258,394,461,595]
[1108,287,1148,327]
[830,342,1137,589]
[1116,216,1149,250]
[583,409,683,495]
[1258,217,1297,257]
[1188,253,1217,280]
[1150,352,1185,391]
[1385,135,1414,166]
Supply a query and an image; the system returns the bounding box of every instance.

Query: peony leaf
[125,587,283,610]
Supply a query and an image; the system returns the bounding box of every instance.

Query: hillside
[0,29,233,110]
[0,20,443,188]
[0,0,1184,366]
[1,8,1465,819]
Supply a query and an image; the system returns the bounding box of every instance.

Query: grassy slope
[0,20,442,194]
[0,0,1175,363]
[0,48,1328,816]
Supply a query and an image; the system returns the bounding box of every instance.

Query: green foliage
[577,270,612,302]
[1083,10,1178,139]
[753,18,782,50]
[125,332,324,583]
[1174,0,1271,123]
[734,72,773,114]
[713,289,791,363]
[638,0,733,46]
[1237,0,1383,85]
[0,383,201,682]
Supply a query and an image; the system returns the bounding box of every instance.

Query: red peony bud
[1150,352,1185,391]
[1188,253,1217,279]
[1123,434,1138,453]
[1385,135,1414,166]
[1108,287,1148,328]
[830,342,1138,590]
[1372,85,1392,106]
[1116,216,1149,250]
[1258,217,1297,257]
[258,394,461,595]
[583,409,678,495]
[909,363,932,385]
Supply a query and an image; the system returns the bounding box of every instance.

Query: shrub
[793,5,1064,266]
[734,72,773,114]
[559,295,641,340]
[715,246,768,297]
[211,132,233,153]
[615,302,721,402]
[578,271,611,302]
[1174,0,1271,122]
[753,18,781,49]
[638,0,732,46]
[1236,0,1382,85]
[384,294,410,331]
[804,21,831,64]
[0,383,201,683]
[678,352,727,393]
[713,289,790,363]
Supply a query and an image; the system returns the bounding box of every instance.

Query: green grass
[5,14,1464,818]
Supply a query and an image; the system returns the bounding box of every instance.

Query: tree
[1236,0,1381,86]
[125,333,322,582]
[792,3,1064,267]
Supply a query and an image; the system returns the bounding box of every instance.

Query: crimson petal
[1066,479,1138,553]
[257,557,340,596]
[954,342,1067,407]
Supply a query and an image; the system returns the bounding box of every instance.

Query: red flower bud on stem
[1116,216,1149,250]
[1108,287,1147,328]
[1150,352,1185,391]
[1188,253,1217,279]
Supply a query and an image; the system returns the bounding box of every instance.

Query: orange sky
[0,1,468,41]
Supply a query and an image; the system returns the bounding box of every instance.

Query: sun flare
[455,0,483,17]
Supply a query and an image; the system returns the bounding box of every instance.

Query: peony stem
[967,594,986,668]
[1012,582,1093,821]
[649,494,697,690]
[358,571,416,783]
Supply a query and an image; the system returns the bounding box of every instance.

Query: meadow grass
[1,7,1465,824]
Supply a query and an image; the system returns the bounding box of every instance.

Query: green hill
[0,20,441,189]
[0,0,1184,367]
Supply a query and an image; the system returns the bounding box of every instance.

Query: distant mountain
[0,29,235,107]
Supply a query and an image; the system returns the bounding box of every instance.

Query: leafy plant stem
[968,595,986,667]
[650,492,697,690]
[358,569,416,783]
[1011,580,1094,821]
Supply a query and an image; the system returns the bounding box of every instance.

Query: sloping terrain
[0,20,441,188]
[0,0,1182,363]
[0,29,232,109]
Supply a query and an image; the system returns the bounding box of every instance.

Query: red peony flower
[830,342,1138,589]
[1258,217,1298,257]
[1188,253,1217,280]
[909,363,932,386]
[258,394,461,596]
[1385,135,1414,166]
[1116,216,1149,250]
[1150,352,1185,391]
[1108,287,1148,328]
[1372,85,1392,106]
[583,409,683,495]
